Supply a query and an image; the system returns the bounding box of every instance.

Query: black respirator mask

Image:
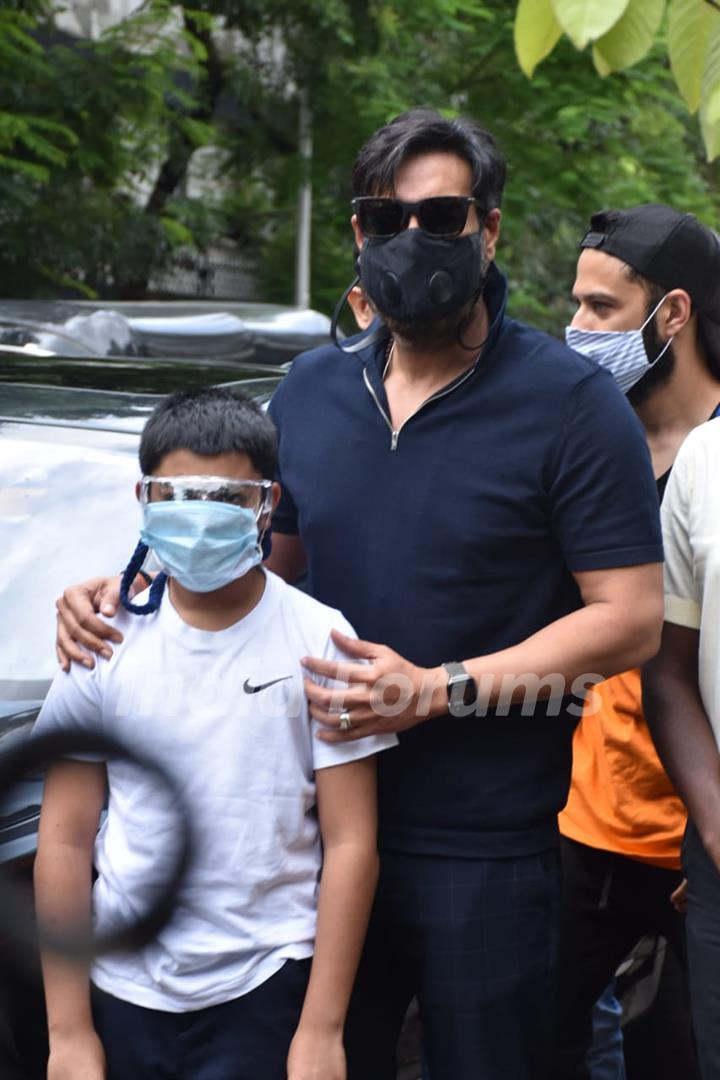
[330,228,487,352]
[359,228,486,326]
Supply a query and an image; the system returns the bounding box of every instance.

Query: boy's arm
[35,760,107,1079]
[287,756,379,1080]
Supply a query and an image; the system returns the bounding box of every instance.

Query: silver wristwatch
[442,661,477,717]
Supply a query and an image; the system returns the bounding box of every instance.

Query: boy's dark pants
[92,958,310,1080]
[344,847,560,1080]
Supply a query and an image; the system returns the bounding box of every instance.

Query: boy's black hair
[351,108,507,218]
[139,386,278,478]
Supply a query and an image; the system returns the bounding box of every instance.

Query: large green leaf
[700,13,720,159]
[592,0,665,74]
[668,0,716,113]
[515,0,563,77]
[550,0,630,49]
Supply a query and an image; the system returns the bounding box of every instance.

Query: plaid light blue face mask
[565,295,672,394]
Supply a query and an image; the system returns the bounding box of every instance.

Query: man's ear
[661,289,693,338]
[135,480,142,502]
[482,208,501,262]
[347,285,373,331]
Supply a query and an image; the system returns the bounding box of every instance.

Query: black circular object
[428,269,454,305]
[0,729,194,959]
[380,271,402,307]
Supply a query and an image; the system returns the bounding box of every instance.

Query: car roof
[0,299,331,364]
[0,350,284,431]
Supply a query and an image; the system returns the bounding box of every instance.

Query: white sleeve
[311,615,398,772]
[662,438,701,630]
[33,660,104,747]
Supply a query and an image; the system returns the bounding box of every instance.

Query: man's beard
[371,234,490,350]
[627,311,676,408]
[381,297,481,349]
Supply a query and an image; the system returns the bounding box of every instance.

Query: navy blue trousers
[344,848,560,1080]
[92,958,311,1080]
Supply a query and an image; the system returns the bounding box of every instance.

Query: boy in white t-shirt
[33,386,396,1080]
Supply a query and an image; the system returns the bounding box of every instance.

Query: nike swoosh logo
[243,676,293,694]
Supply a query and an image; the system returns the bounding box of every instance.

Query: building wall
[53,0,144,40]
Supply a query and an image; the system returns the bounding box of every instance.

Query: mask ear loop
[455,226,492,352]
[256,486,275,561]
[330,274,388,354]
[640,294,675,367]
[120,540,167,614]
[457,289,504,356]
[640,293,669,331]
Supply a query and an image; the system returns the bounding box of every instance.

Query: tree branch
[144,11,224,218]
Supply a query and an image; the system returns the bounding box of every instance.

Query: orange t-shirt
[559,668,686,869]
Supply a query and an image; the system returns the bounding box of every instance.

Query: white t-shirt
[34,570,396,1012]
[662,418,720,747]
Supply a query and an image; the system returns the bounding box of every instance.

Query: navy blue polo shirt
[268,265,662,858]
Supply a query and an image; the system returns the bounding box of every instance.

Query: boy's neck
[168,567,267,631]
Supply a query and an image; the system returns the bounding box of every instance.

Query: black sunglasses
[353,196,480,239]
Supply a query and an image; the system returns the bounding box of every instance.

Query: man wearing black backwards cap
[557,204,720,1078]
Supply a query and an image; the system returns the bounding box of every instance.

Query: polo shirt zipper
[362,363,477,451]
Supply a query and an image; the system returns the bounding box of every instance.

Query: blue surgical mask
[140,501,263,593]
[565,295,672,394]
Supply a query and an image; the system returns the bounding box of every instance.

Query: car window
[0,424,140,683]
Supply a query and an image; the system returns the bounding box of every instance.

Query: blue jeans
[586,982,626,1080]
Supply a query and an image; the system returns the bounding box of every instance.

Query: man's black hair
[351,108,506,218]
[139,386,278,478]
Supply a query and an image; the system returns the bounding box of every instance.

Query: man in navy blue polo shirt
[55,110,663,1078]
[265,110,663,1079]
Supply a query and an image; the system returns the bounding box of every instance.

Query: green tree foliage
[251,0,719,331]
[0,0,718,334]
[0,2,215,296]
[515,0,720,160]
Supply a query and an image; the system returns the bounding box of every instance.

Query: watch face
[444,663,476,714]
[462,678,476,707]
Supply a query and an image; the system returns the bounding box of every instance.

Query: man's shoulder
[274,339,371,404]
[492,317,637,428]
[501,317,601,385]
[288,339,365,378]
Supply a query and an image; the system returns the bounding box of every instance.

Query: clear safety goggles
[140,475,273,520]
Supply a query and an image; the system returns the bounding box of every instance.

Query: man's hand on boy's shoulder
[55,575,125,672]
[287,1024,345,1080]
[47,1029,106,1079]
[303,629,447,742]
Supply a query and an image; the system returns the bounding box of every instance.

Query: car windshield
[0,417,142,689]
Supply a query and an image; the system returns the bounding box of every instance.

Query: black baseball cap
[580,204,720,320]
